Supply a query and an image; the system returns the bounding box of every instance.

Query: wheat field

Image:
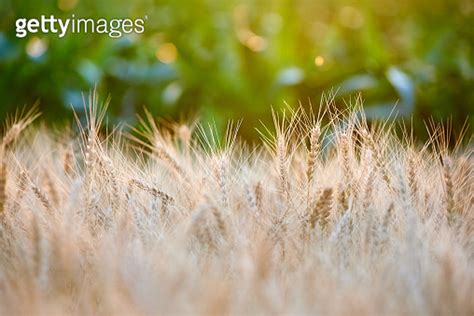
[0,94,472,315]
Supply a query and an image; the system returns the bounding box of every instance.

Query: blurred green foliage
[0,0,473,140]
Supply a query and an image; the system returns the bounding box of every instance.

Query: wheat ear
[407,153,418,205]
[31,182,52,212]
[154,144,190,185]
[363,130,392,191]
[129,179,174,205]
[277,135,289,201]
[443,155,455,224]
[309,188,333,230]
[254,181,263,211]
[306,126,320,206]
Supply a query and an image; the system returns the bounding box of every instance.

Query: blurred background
[0,0,473,141]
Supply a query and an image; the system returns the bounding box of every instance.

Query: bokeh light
[314,56,325,67]
[26,37,47,59]
[155,43,177,64]
[246,34,267,52]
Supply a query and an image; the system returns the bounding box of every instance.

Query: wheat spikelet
[11,170,27,213]
[154,144,190,184]
[82,133,97,217]
[214,155,229,208]
[306,126,320,207]
[443,155,455,225]
[0,108,39,215]
[31,182,52,212]
[407,153,418,205]
[308,188,333,230]
[108,168,120,211]
[364,130,392,191]
[362,167,376,210]
[306,126,320,186]
[337,182,348,214]
[276,135,289,201]
[318,188,333,230]
[129,178,174,205]
[99,155,120,213]
[254,181,263,212]
[1,124,22,149]
[336,133,352,214]
[339,133,352,183]
[84,132,96,170]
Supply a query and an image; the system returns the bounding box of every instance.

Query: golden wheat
[0,97,472,315]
